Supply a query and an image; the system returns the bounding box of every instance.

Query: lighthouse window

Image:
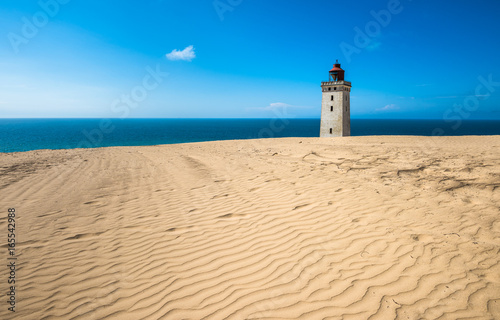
[345,106,347,112]
[330,128,333,134]
[331,95,333,101]
[328,87,331,91]
[334,87,337,90]
[330,106,333,111]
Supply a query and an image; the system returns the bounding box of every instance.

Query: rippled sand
[1,136,499,319]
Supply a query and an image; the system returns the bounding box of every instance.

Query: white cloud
[435,95,459,99]
[376,104,399,112]
[248,102,312,112]
[166,45,196,61]
[257,102,292,111]
[366,41,382,51]
[435,94,490,99]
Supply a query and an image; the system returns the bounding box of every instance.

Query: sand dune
[1,136,499,319]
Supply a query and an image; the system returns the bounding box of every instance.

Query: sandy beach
[1,136,499,319]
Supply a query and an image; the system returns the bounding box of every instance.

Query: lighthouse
[320,60,351,137]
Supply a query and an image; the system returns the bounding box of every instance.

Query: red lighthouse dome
[329,60,345,81]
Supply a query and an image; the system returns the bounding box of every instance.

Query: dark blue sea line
[0,118,499,153]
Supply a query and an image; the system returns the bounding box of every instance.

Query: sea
[1,118,499,153]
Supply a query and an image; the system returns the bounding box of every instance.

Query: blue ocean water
[0,118,499,153]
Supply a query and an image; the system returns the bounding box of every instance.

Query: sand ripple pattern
[0,136,499,319]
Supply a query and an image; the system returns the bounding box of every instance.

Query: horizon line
[1,117,500,121]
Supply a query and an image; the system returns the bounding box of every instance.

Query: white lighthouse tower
[320,60,351,137]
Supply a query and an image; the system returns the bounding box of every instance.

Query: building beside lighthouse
[320,60,351,137]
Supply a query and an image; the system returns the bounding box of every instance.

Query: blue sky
[1,0,499,119]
